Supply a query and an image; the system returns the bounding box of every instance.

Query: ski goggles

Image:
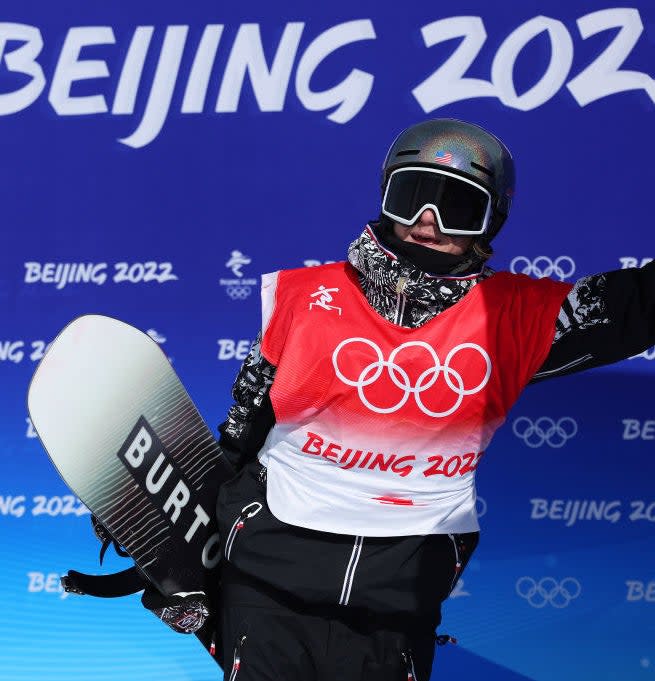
[381,166,493,236]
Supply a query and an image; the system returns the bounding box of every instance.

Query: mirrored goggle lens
[384,170,490,233]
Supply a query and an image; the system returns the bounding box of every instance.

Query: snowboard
[27,314,234,660]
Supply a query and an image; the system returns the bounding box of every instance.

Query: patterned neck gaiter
[347,223,495,328]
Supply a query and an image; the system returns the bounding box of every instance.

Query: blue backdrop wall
[1,1,654,680]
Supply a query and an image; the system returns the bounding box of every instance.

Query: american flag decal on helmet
[434,150,453,164]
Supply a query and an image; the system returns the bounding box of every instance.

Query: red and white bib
[258,263,570,536]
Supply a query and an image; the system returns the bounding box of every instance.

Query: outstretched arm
[533,261,655,381]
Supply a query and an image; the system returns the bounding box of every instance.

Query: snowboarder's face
[393,209,473,255]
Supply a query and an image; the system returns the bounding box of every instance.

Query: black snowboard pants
[220,563,437,681]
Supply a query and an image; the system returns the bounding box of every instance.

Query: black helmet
[381,119,515,241]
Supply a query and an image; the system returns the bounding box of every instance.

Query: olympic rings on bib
[509,256,575,281]
[516,577,581,608]
[331,337,491,417]
[512,417,578,448]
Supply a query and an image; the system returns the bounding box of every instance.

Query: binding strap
[61,513,146,597]
[61,567,147,597]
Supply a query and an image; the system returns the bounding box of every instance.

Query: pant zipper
[228,635,246,681]
[225,502,262,560]
[402,650,418,681]
[448,533,462,594]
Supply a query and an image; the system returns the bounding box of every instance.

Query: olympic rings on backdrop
[510,256,576,281]
[226,285,252,300]
[332,338,492,417]
[512,417,578,448]
[516,577,582,608]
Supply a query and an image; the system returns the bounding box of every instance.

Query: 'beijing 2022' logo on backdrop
[1,10,653,148]
[220,250,257,300]
[332,337,492,417]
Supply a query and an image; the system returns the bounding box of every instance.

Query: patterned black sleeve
[532,261,655,381]
[217,331,277,470]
